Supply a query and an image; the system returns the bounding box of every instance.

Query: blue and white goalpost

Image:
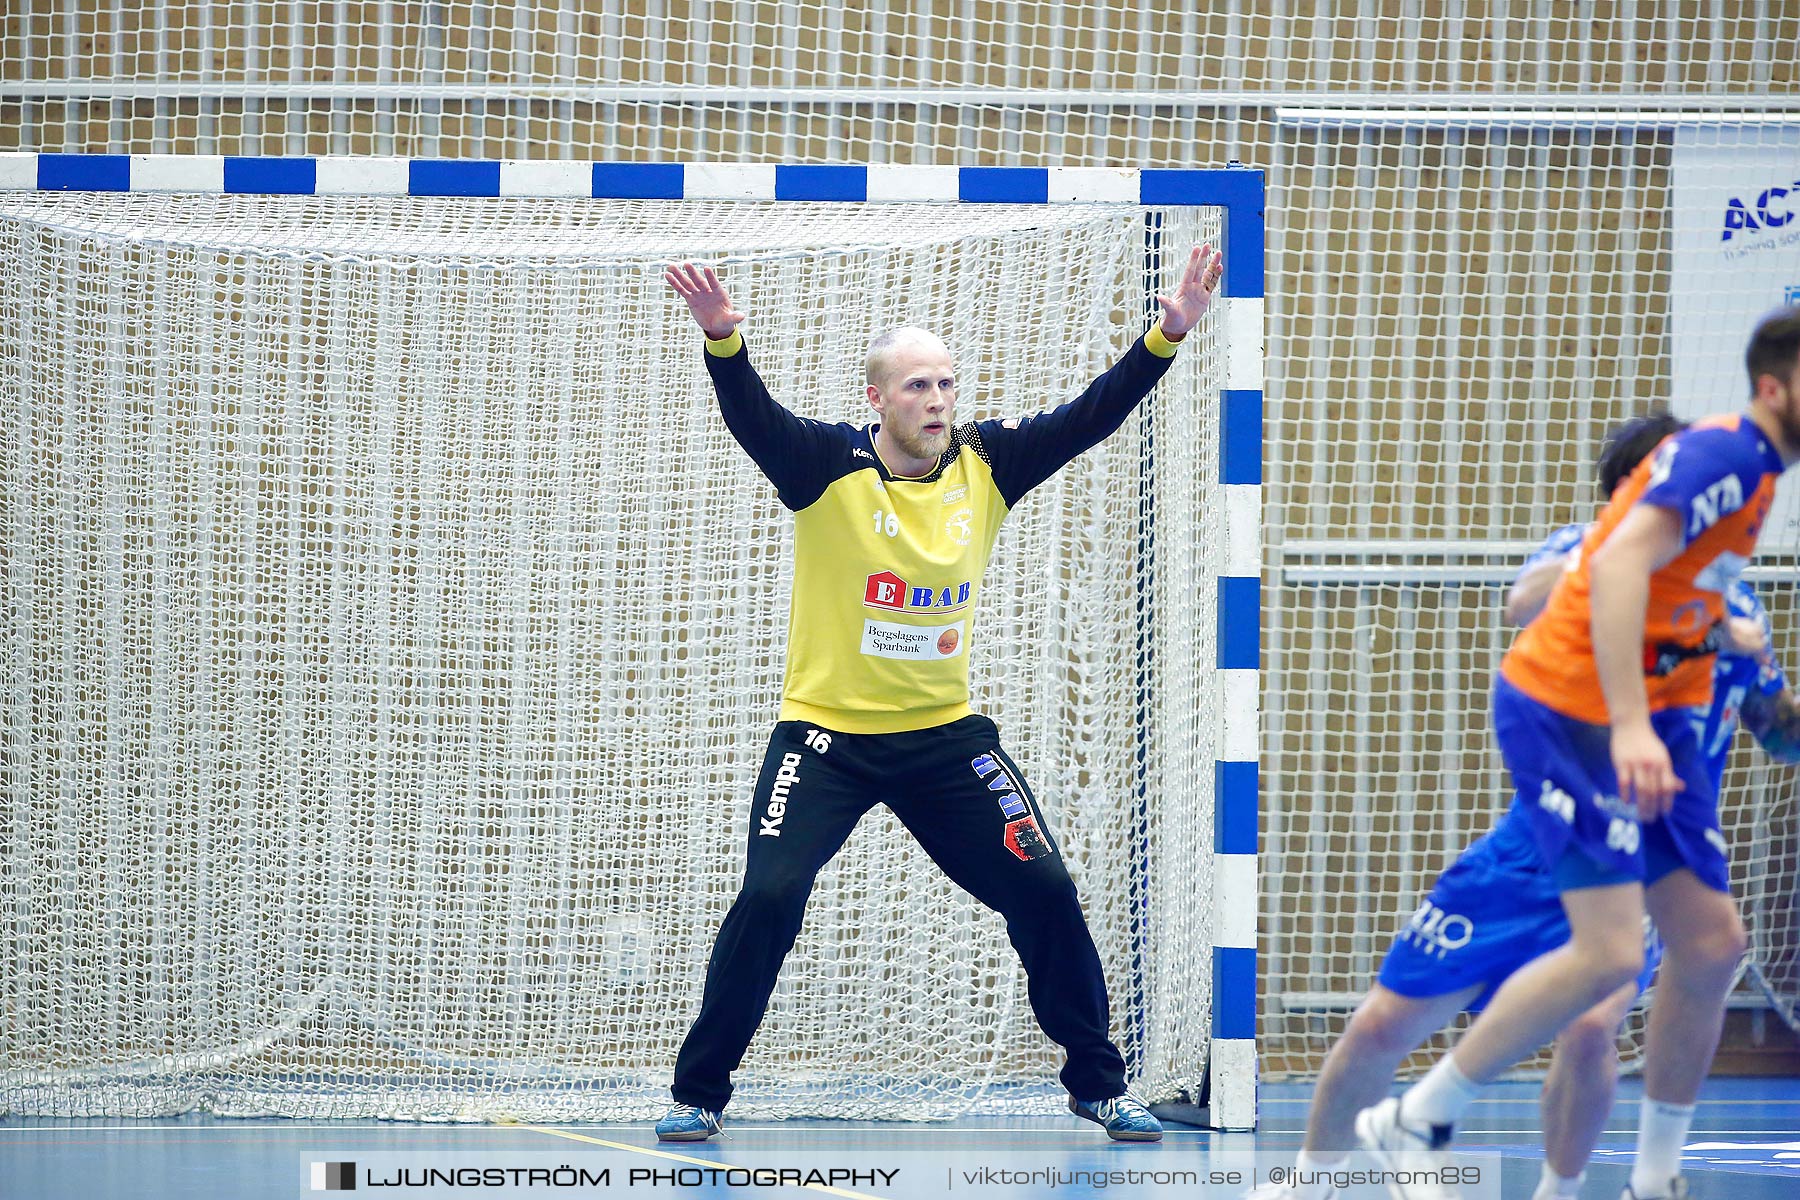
[0,156,1262,1130]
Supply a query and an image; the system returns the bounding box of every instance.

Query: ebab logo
[863,571,972,613]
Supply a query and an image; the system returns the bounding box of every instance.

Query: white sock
[1290,1150,1345,1200]
[1530,1161,1586,1200]
[1400,1054,1481,1129]
[1628,1097,1695,1197]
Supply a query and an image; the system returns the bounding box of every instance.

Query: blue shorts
[1493,677,1730,894]
[1378,813,1663,1011]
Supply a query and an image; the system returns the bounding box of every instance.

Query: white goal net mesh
[1265,119,1800,1077]
[0,193,1225,1119]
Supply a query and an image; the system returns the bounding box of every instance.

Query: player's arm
[1588,503,1687,817]
[1723,615,1770,659]
[1740,685,1800,763]
[1505,555,1567,626]
[665,262,834,509]
[1739,629,1796,761]
[1506,525,1585,627]
[977,245,1223,506]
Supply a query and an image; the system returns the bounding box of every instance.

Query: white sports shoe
[1620,1179,1691,1200]
[1353,1096,1462,1200]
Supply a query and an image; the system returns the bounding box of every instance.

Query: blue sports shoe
[654,1103,724,1142]
[1069,1094,1163,1142]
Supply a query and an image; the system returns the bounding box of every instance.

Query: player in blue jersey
[652,246,1224,1144]
[1357,309,1800,1200]
[1250,411,1799,1200]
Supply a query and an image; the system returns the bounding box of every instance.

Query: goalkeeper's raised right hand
[665,262,746,341]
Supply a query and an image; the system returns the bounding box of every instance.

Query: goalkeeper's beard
[891,421,952,466]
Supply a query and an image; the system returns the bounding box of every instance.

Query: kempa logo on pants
[760,752,803,837]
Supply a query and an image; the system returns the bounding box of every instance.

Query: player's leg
[665,722,876,1126]
[1628,870,1742,1197]
[1261,810,1571,1198]
[1357,874,1648,1200]
[1246,987,1474,1200]
[1351,906,1640,1200]
[1535,979,1640,1199]
[1640,876,1745,1098]
[1434,688,1663,1092]
[1355,681,1650,1198]
[1305,986,1477,1151]
[1307,818,1552,1162]
[1623,877,1741,1195]
[1622,723,1740,1199]
[882,716,1146,1135]
[1403,882,1645,1113]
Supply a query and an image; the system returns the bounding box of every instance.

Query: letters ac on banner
[1670,126,1800,547]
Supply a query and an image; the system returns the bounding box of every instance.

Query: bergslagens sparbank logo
[1720,178,1799,241]
[311,1161,356,1191]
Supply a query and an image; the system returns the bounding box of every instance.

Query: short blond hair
[865,326,949,391]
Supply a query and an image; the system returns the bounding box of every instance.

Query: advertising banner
[1670,126,1800,545]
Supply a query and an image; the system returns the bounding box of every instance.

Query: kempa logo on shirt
[759,752,803,837]
[863,571,973,613]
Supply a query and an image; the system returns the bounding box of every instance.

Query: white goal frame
[0,153,1266,1130]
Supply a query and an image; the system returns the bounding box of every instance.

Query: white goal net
[1264,118,1800,1079]
[0,192,1226,1119]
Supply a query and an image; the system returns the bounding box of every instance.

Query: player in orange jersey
[1351,306,1800,1200]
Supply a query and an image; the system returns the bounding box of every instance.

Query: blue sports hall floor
[6,1078,1797,1199]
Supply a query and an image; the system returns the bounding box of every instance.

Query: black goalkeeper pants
[670,714,1128,1112]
